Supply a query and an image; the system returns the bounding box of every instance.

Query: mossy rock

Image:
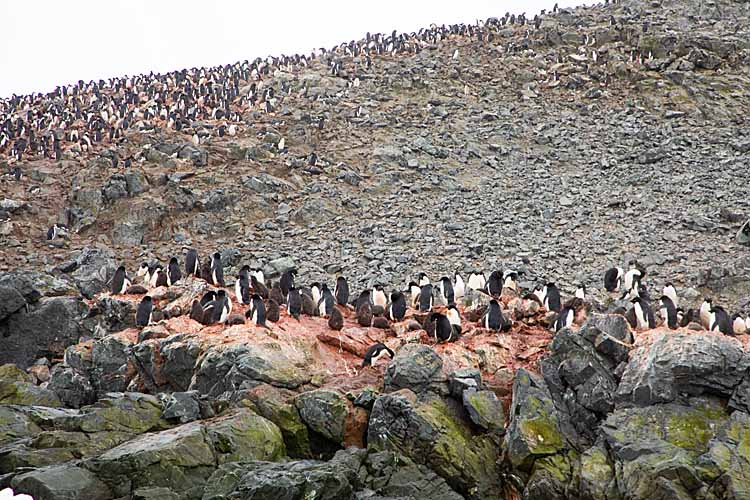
[294,389,349,444]
[73,392,165,434]
[205,409,285,464]
[12,464,112,500]
[30,429,135,458]
[241,384,311,458]
[579,445,617,500]
[0,406,41,445]
[0,380,61,407]
[0,364,33,383]
[0,444,76,474]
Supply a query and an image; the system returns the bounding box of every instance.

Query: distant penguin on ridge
[699,298,713,329]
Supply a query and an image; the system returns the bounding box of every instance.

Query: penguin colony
[2,0,644,167]
[117,251,750,369]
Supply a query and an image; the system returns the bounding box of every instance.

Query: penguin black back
[362,342,395,367]
[167,257,182,285]
[246,294,267,326]
[430,312,456,343]
[659,295,678,329]
[418,284,433,312]
[111,265,129,295]
[251,275,269,300]
[544,283,561,313]
[135,296,153,327]
[280,269,297,297]
[287,286,302,320]
[334,276,349,306]
[185,248,199,276]
[439,276,455,305]
[486,270,503,297]
[387,291,407,321]
[210,252,225,287]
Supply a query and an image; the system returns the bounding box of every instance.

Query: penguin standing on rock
[210,252,225,287]
[280,269,297,297]
[486,270,503,297]
[211,290,232,324]
[409,282,421,307]
[111,265,131,295]
[623,263,644,292]
[287,287,302,320]
[630,297,655,330]
[387,291,407,321]
[418,284,433,312]
[372,285,387,308]
[356,290,373,326]
[554,304,575,332]
[575,285,586,300]
[542,283,561,312]
[603,267,623,292]
[235,266,252,305]
[429,312,459,343]
[137,262,151,285]
[362,343,394,367]
[482,299,510,332]
[245,294,267,327]
[417,272,430,287]
[502,270,519,291]
[251,275,269,300]
[438,277,455,305]
[467,271,486,292]
[334,276,349,306]
[659,295,678,329]
[135,296,154,327]
[185,248,199,276]
[453,273,465,302]
[709,306,731,335]
[446,305,462,336]
[167,257,182,286]
[318,284,335,316]
[149,266,168,288]
[700,298,713,329]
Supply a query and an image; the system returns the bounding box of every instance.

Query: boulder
[616,332,749,407]
[448,368,481,398]
[0,271,78,303]
[367,390,499,498]
[205,409,285,464]
[0,286,25,321]
[12,464,112,500]
[294,389,349,445]
[0,366,61,407]
[0,406,41,445]
[48,365,96,408]
[462,389,505,434]
[90,334,133,394]
[161,391,201,423]
[69,247,118,299]
[383,344,443,395]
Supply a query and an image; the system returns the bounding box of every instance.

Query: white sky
[0,0,584,98]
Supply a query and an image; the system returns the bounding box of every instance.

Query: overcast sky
[0,0,584,98]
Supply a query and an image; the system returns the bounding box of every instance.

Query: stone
[48,365,96,408]
[294,389,349,445]
[12,464,112,500]
[69,247,118,299]
[0,406,41,445]
[448,368,481,398]
[384,344,443,395]
[0,286,25,321]
[462,389,505,434]
[204,409,286,464]
[161,391,201,423]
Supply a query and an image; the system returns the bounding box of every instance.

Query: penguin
[438,277,455,305]
[267,299,281,323]
[623,264,643,292]
[604,267,623,292]
[149,266,168,288]
[310,283,322,305]
[746,316,750,334]
[270,282,285,305]
[446,305,462,336]
[430,312,458,343]
[362,343,395,367]
[631,297,656,330]
[280,269,297,297]
[46,223,67,241]
[662,283,678,307]
[210,252,225,287]
[287,287,302,320]
[699,298,713,329]
[328,306,344,330]
[453,273,465,302]
[486,270,503,296]
[467,271,486,291]
[502,270,519,291]
[533,285,545,304]
[251,275,269,300]
[245,293,267,327]
[554,305,575,332]
[301,289,317,316]
[731,313,746,335]
[317,284,335,316]
[417,272,430,287]
[409,281,421,307]
[190,299,208,324]
[167,257,182,286]
[135,296,153,327]
[356,300,373,327]
[543,283,562,312]
[250,268,266,285]
[658,295,678,329]
[235,265,251,305]
[482,299,509,332]
[211,290,232,324]
[136,262,151,285]
[709,306,731,335]
[372,285,388,308]
[575,284,586,300]
[418,284,433,312]
[334,276,349,306]
[111,265,131,295]
[356,290,371,310]
[387,291,407,322]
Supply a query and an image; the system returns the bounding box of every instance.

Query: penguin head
[240,264,250,273]
[117,265,126,273]
[428,312,443,322]
[217,290,227,298]
[169,257,178,265]
[213,252,222,261]
[391,291,403,302]
[142,295,153,303]
[321,283,330,291]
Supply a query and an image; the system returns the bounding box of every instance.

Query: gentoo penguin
[446,305,462,335]
[334,276,349,306]
[317,284,335,316]
[438,277,455,305]
[111,265,131,295]
[417,272,430,287]
[631,297,656,330]
[659,295,678,329]
[543,283,562,312]
[372,285,388,308]
[267,299,281,323]
[328,306,344,330]
[662,283,678,307]
[731,313,746,335]
[135,296,153,327]
[235,266,251,305]
[185,248,199,276]
[387,291,407,322]
[603,267,623,292]
[483,299,509,332]
[453,273,466,301]
[287,287,302,320]
[575,285,586,300]
[554,305,575,332]
[486,270,503,297]
[310,283,322,305]
[245,294,267,327]
[210,252,225,287]
[502,270,519,291]
[430,312,458,343]
[211,290,232,324]
[408,282,421,307]
[418,284,433,312]
[699,298,713,329]
[251,275,269,300]
[709,306,731,335]
[149,266,168,288]
[167,257,182,286]
[467,271,486,291]
[362,343,395,367]
[280,269,297,297]
[137,262,151,285]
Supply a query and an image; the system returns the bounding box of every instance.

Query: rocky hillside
[2,0,750,499]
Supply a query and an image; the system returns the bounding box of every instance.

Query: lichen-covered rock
[0,286,25,321]
[295,389,349,445]
[0,376,61,407]
[68,246,117,299]
[205,409,285,464]
[12,464,112,500]
[48,365,96,408]
[90,334,133,394]
[383,344,443,395]
[368,389,499,499]
[449,368,482,398]
[616,332,749,407]
[0,406,41,445]
[462,389,505,434]
[161,391,201,423]
[578,445,618,500]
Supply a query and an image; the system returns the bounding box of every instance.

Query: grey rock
[48,365,96,409]
[124,171,149,196]
[448,368,481,398]
[295,389,348,444]
[69,247,118,299]
[102,174,128,203]
[12,464,112,500]
[0,286,25,321]
[161,391,201,423]
[384,344,443,395]
[462,389,505,434]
